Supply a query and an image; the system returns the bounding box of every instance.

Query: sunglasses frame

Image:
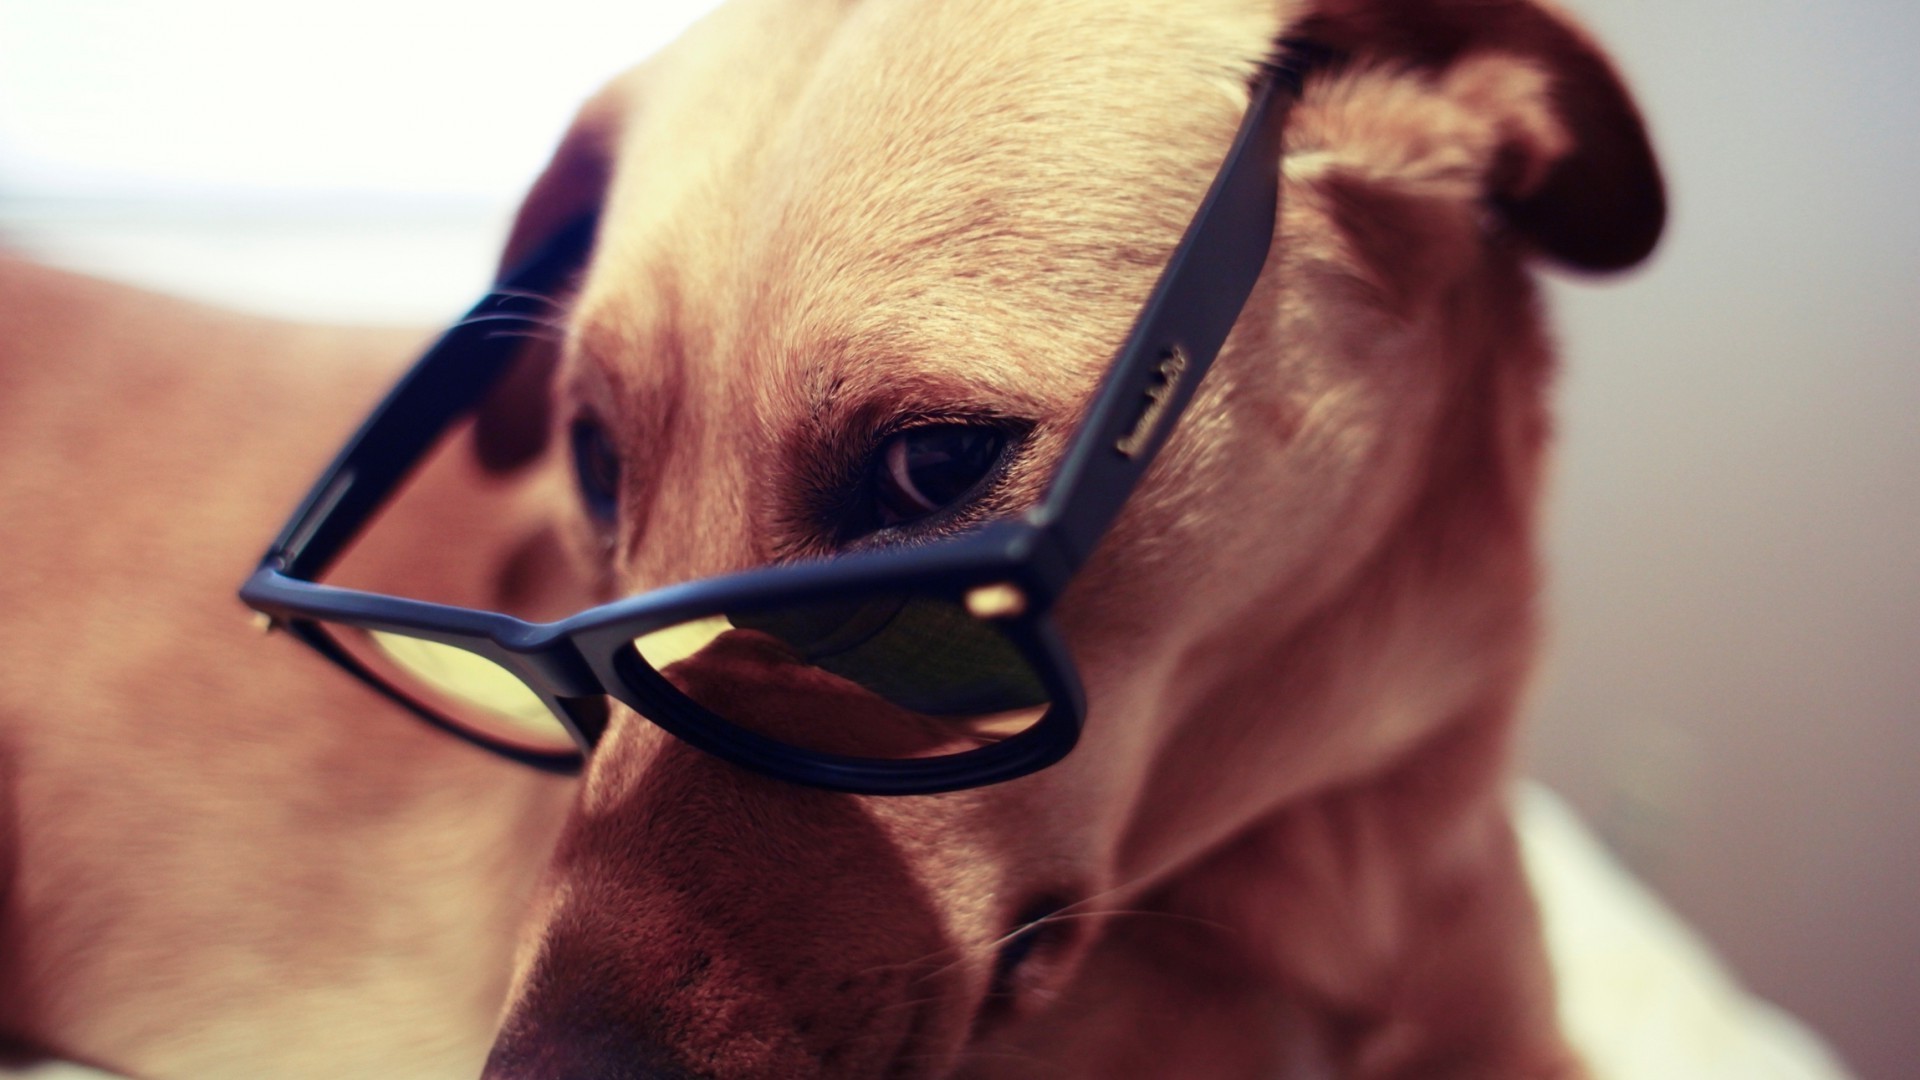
[239,46,1315,795]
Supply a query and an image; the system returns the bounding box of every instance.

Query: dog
[0,0,1663,1076]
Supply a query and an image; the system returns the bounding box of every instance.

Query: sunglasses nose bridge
[506,634,607,700]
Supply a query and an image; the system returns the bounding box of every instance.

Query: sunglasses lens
[633,592,1050,759]
[324,626,577,754]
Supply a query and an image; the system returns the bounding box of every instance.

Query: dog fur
[0,0,1663,1076]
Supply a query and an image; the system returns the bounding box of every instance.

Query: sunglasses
[239,45,1316,795]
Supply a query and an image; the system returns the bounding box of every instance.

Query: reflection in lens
[326,626,576,753]
[632,615,732,669]
[632,594,1049,759]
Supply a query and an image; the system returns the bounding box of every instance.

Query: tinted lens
[326,626,577,754]
[633,593,1049,759]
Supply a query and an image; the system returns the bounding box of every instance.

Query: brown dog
[0,0,1663,1076]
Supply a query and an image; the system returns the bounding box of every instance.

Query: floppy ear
[497,89,622,276]
[471,88,623,474]
[1298,0,1665,271]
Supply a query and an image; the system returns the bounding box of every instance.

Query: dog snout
[489,735,979,1078]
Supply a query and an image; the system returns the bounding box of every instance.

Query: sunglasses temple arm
[262,215,600,581]
[1028,50,1309,573]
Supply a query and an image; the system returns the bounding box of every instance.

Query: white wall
[1528,5,1920,1078]
[0,0,724,320]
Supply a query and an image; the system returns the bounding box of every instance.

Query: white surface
[1521,784,1853,1080]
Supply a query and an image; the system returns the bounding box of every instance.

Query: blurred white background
[3,2,1915,1077]
[0,0,723,320]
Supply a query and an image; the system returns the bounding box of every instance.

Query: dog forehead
[573,0,1280,410]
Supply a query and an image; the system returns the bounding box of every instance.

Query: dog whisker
[1025,908,1239,937]
[865,989,964,1019]
[485,286,566,307]
[883,867,1186,990]
[481,327,565,345]
[899,903,1241,996]
[444,310,567,336]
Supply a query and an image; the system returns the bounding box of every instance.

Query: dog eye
[570,415,620,522]
[872,424,1007,528]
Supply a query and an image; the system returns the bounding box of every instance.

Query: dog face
[476,0,1662,1075]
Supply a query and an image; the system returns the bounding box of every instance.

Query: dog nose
[480,1026,700,1080]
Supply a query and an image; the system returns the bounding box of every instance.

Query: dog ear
[1297,0,1665,272]
[471,89,622,474]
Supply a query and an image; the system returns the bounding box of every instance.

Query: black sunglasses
[239,46,1317,795]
